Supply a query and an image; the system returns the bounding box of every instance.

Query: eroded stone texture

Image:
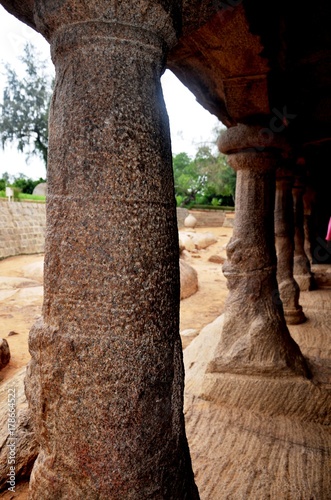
[24,3,198,498]
[275,168,306,324]
[208,124,309,377]
[0,368,38,490]
[180,260,198,300]
[0,339,10,370]
[292,174,314,290]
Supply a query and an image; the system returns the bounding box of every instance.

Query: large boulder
[32,183,47,197]
[179,233,196,252]
[191,232,217,250]
[0,368,39,491]
[180,260,198,300]
[184,214,197,229]
[0,339,10,370]
[179,231,217,252]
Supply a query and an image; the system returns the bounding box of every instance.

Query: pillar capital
[218,124,290,176]
[34,1,179,49]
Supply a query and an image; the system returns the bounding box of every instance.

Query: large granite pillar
[208,124,308,377]
[292,174,314,290]
[275,168,306,324]
[25,4,198,499]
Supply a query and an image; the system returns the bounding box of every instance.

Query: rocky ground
[0,227,232,498]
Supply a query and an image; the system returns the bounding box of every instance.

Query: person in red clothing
[326,217,331,241]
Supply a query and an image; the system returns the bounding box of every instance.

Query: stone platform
[184,288,331,499]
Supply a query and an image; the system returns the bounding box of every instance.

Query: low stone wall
[0,200,46,259]
[176,208,233,228]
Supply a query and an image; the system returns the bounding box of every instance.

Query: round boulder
[180,260,198,300]
[184,214,197,229]
[32,182,47,196]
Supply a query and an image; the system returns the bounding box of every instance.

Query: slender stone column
[303,183,316,264]
[275,168,306,324]
[292,174,314,290]
[25,6,199,499]
[208,124,308,377]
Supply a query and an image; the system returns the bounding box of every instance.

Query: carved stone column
[292,174,314,290]
[208,124,308,377]
[275,168,306,324]
[24,4,199,499]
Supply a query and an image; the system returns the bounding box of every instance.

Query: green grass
[18,193,45,201]
[190,204,235,211]
[0,190,45,202]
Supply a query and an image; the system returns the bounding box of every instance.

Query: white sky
[0,5,221,180]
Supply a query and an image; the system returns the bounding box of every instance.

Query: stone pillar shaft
[209,125,308,377]
[292,175,314,290]
[275,169,306,324]
[25,19,198,499]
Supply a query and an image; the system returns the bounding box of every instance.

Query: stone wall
[177,208,230,229]
[0,200,46,259]
[189,209,227,228]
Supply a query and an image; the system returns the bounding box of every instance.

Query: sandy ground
[179,227,231,333]
[0,254,44,385]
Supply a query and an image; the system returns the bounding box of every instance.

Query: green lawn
[0,190,46,202]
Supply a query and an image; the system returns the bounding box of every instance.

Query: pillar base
[183,314,330,500]
[207,326,309,378]
[284,306,306,325]
[294,274,315,291]
[205,292,309,378]
[294,254,314,291]
[278,279,306,325]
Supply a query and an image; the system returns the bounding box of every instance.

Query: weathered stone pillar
[208,124,308,377]
[292,174,314,290]
[25,4,199,499]
[275,168,306,324]
[303,183,316,264]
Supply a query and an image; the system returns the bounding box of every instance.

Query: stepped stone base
[184,300,331,499]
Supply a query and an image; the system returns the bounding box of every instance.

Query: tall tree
[194,145,236,202]
[172,145,236,207]
[0,43,53,167]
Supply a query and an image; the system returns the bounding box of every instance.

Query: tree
[194,145,236,203]
[0,43,53,168]
[173,152,206,206]
[172,145,236,207]
[11,173,46,194]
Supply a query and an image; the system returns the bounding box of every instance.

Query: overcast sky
[0,6,221,180]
